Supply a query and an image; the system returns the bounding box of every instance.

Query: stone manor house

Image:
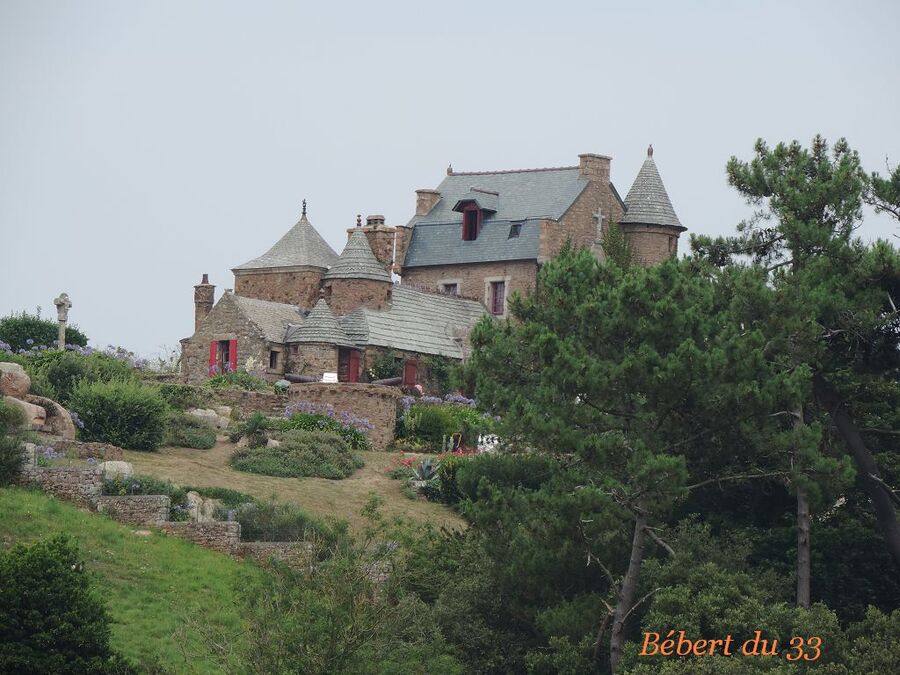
[180,147,684,385]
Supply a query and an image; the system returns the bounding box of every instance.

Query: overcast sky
[1,0,898,358]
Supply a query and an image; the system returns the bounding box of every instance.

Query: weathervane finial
[647,144,654,158]
[356,214,362,227]
[302,199,307,217]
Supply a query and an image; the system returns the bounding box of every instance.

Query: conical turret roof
[323,228,391,282]
[620,146,684,230]
[285,298,356,347]
[233,205,339,271]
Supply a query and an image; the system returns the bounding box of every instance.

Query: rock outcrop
[0,363,30,399]
[26,394,77,440]
[3,395,46,429]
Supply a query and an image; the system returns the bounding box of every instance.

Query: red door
[348,350,360,383]
[402,359,418,386]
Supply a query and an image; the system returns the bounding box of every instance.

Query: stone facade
[620,223,680,267]
[323,278,391,315]
[288,343,339,380]
[158,521,242,553]
[234,268,324,309]
[97,495,170,526]
[356,220,396,274]
[401,259,537,316]
[181,294,269,384]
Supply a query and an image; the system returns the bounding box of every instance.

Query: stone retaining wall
[238,541,314,568]
[158,521,242,553]
[97,495,170,526]
[213,383,401,449]
[18,445,102,507]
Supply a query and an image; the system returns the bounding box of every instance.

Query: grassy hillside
[0,487,259,673]
[122,442,465,533]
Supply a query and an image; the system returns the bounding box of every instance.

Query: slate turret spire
[620,145,682,229]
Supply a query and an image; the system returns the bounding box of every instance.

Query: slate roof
[338,286,487,359]
[284,298,355,347]
[619,151,684,229]
[323,229,391,281]
[230,294,304,343]
[404,219,541,267]
[408,167,588,227]
[233,213,339,271]
[404,167,590,268]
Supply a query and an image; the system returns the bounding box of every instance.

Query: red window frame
[490,281,505,316]
[462,205,481,241]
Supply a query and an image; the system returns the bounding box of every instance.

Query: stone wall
[211,383,400,449]
[53,440,124,461]
[288,343,339,381]
[19,465,102,508]
[238,541,314,568]
[234,268,323,310]
[324,278,392,315]
[541,160,626,263]
[287,383,402,449]
[158,521,242,553]
[181,293,269,384]
[401,259,536,316]
[620,223,681,267]
[97,495,171,526]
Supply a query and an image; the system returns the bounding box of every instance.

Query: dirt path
[121,441,464,533]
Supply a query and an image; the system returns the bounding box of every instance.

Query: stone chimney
[578,153,612,183]
[415,189,441,216]
[193,274,215,331]
[393,225,412,275]
[345,215,396,275]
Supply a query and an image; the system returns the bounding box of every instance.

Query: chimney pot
[366,214,386,228]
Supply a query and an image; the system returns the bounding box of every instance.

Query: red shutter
[208,341,217,377]
[348,350,360,383]
[228,339,238,373]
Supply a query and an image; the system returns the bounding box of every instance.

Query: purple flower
[68,410,85,430]
[25,338,34,346]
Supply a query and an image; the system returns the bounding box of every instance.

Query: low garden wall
[97,495,170,526]
[212,383,402,449]
[18,445,102,508]
[157,521,242,554]
[238,541,314,568]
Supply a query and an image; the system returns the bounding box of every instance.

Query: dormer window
[462,205,481,241]
[508,222,522,238]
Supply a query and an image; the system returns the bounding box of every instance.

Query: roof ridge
[449,165,579,176]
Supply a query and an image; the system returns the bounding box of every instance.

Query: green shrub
[230,411,270,448]
[231,429,364,479]
[0,535,134,674]
[277,412,372,451]
[366,350,403,380]
[0,399,26,487]
[163,413,217,449]
[437,454,468,504]
[455,453,558,501]
[0,309,88,352]
[155,383,209,410]
[25,350,136,405]
[232,498,346,547]
[205,370,268,391]
[401,401,494,451]
[69,380,168,451]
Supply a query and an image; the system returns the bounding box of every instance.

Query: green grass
[0,487,261,673]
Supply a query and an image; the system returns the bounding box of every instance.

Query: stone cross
[53,293,72,350]
[592,207,607,241]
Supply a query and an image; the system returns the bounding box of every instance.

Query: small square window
[442,283,459,296]
[508,222,522,238]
